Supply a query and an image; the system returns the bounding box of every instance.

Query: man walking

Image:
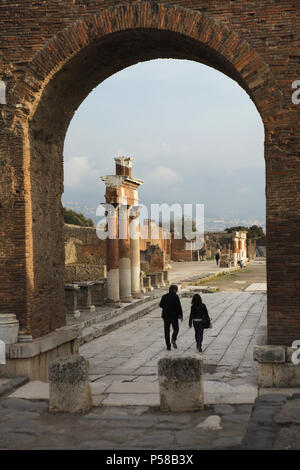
[159,285,183,351]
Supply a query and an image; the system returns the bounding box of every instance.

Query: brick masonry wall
[0,1,299,343]
[171,238,194,262]
[64,224,106,282]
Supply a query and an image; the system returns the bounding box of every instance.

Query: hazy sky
[63,59,265,229]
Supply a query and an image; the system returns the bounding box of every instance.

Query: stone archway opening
[6,2,292,356]
[27,29,271,336]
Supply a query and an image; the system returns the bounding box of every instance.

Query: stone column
[130,208,142,298]
[105,205,120,304]
[239,237,243,261]
[232,233,239,266]
[119,205,132,302]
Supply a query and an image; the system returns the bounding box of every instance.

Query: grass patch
[189,267,252,286]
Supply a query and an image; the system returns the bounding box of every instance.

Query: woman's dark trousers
[193,322,204,348]
[164,318,179,348]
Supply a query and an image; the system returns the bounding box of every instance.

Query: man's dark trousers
[164,318,179,349]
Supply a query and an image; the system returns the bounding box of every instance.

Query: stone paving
[0,291,274,450]
[0,397,253,450]
[79,291,267,405]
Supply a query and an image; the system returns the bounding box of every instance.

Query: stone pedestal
[163,270,170,286]
[150,273,159,288]
[65,284,80,318]
[158,355,204,411]
[49,355,92,413]
[77,283,95,311]
[156,271,165,287]
[90,280,105,306]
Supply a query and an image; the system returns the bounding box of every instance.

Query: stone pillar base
[49,355,92,413]
[158,354,204,411]
[0,326,78,382]
[254,345,300,387]
[132,293,144,299]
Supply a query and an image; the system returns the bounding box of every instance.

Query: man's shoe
[172,340,177,349]
[166,346,171,351]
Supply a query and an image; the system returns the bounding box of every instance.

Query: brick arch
[15,2,283,126]
[4,2,295,345]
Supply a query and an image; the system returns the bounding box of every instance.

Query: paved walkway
[168,260,233,283]
[78,291,267,406]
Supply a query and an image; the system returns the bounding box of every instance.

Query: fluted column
[130,207,142,298]
[232,234,239,266]
[119,205,132,302]
[105,204,120,304]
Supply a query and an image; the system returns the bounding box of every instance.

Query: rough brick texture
[0,1,299,343]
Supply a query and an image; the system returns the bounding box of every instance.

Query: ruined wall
[204,232,233,259]
[247,238,257,260]
[140,244,165,273]
[171,238,194,262]
[64,224,106,282]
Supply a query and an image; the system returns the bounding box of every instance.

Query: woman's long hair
[191,293,202,307]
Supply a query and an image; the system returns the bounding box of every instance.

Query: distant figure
[189,294,211,352]
[238,260,244,268]
[159,285,183,351]
[215,252,220,266]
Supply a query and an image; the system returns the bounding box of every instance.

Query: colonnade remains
[102,157,143,304]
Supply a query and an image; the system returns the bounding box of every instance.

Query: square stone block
[49,355,92,413]
[273,363,300,387]
[158,354,204,412]
[257,363,274,387]
[254,345,286,364]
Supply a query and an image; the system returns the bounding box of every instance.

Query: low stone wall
[0,326,79,382]
[254,345,300,387]
[64,224,106,282]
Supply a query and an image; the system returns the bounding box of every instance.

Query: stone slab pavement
[78,292,267,405]
[168,260,237,283]
[0,292,271,450]
[0,397,253,450]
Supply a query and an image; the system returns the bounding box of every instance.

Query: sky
[63,59,265,230]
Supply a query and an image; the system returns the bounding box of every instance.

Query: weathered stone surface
[49,355,92,413]
[274,399,300,425]
[257,363,274,387]
[158,355,204,412]
[273,363,300,387]
[254,345,286,364]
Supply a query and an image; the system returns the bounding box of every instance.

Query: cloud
[146,166,180,186]
[64,156,92,188]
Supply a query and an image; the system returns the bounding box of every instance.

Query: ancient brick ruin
[0,1,299,346]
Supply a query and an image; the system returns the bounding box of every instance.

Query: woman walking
[189,294,211,352]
